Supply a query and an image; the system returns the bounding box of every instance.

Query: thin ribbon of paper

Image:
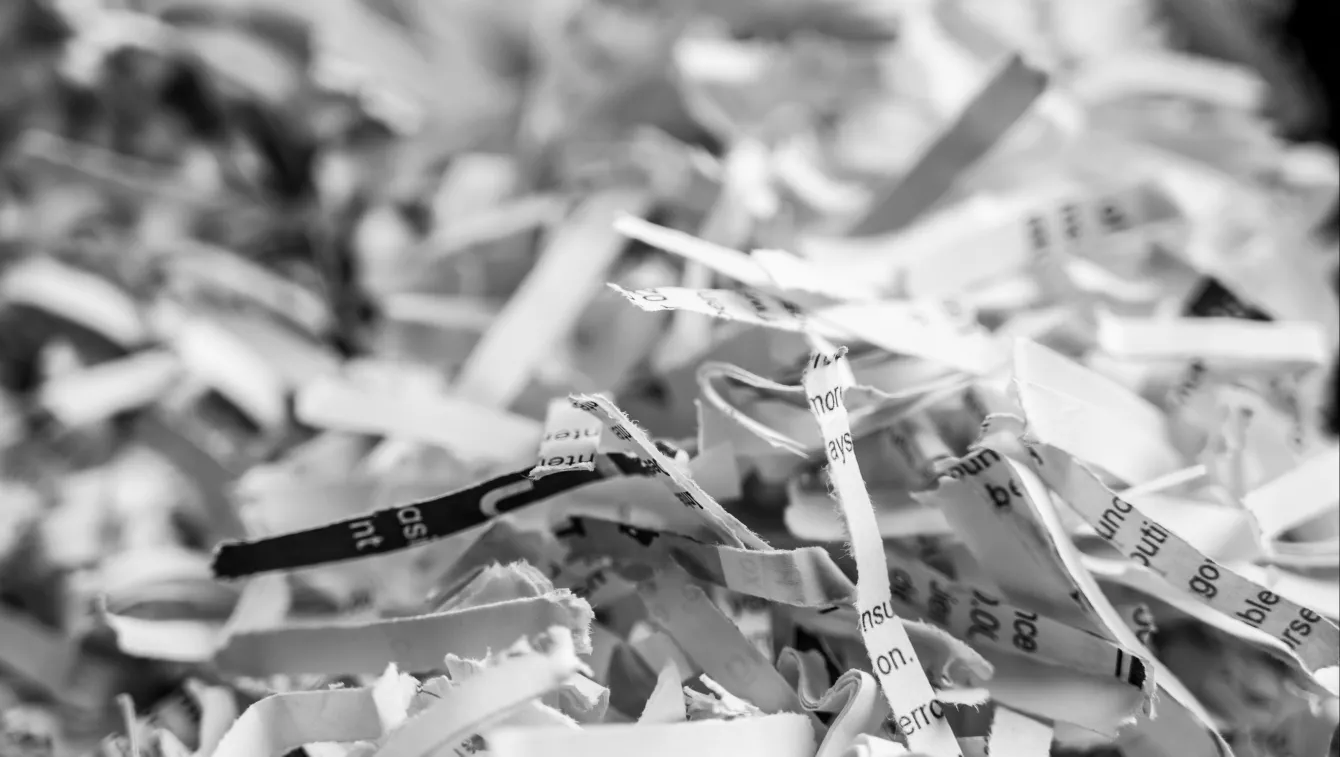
[802,342,963,757]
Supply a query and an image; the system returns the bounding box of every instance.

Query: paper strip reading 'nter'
[1024,437,1340,693]
[802,344,962,757]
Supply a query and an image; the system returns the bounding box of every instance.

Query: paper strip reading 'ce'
[802,344,962,757]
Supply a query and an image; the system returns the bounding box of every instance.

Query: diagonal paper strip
[848,54,1048,236]
[213,593,592,677]
[569,393,766,549]
[1018,432,1340,693]
[454,189,653,408]
[637,562,805,715]
[611,283,1005,375]
[802,343,963,757]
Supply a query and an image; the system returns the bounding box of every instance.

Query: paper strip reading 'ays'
[568,393,767,550]
[1022,435,1340,692]
[529,396,605,480]
[802,345,962,757]
[210,453,649,579]
[849,54,1048,236]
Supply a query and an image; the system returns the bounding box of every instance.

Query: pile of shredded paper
[0,0,1337,756]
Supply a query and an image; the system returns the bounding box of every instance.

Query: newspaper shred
[0,1,1337,757]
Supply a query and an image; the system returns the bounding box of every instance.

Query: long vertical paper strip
[848,54,1048,236]
[453,189,653,408]
[802,344,962,757]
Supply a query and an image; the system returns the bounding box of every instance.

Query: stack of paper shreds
[0,1,1337,756]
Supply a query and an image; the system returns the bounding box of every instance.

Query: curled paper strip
[210,454,649,578]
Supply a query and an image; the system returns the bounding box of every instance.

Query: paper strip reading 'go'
[1025,439,1340,693]
[802,345,962,757]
